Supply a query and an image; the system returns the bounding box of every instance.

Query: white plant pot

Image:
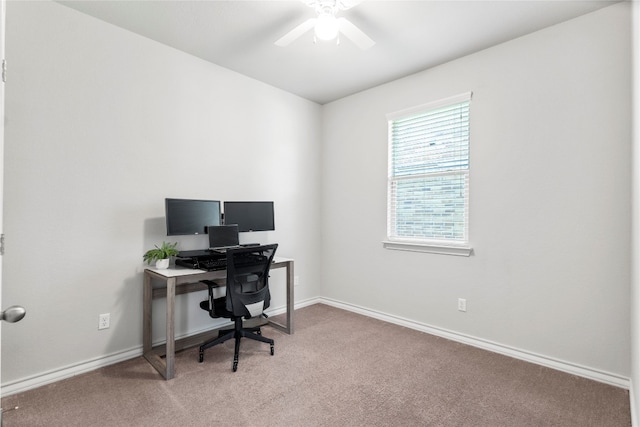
[155,258,170,269]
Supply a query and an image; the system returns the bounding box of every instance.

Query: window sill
[382,240,473,257]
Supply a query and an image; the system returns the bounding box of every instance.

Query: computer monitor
[165,198,221,236]
[223,201,275,232]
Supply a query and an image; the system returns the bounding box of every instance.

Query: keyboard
[210,244,262,253]
[210,246,240,254]
[175,249,267,271]
[198,258,227,271]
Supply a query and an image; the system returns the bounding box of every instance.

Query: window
[385,92,472,256]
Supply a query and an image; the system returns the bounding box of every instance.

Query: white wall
[2,1,322,386]
[321,3,631,381]
[630,0,640,422]
[2,0,633,396]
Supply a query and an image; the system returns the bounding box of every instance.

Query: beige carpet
[1,304,631,426]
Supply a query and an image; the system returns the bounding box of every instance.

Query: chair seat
[200,297,231,318]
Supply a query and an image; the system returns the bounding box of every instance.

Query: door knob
[0,305,25,323]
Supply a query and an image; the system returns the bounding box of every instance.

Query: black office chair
[198,243,278,372]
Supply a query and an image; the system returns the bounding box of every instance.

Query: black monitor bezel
[165,198,221,236]
[223,201,275,232]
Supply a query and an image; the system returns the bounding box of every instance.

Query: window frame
[383,92,473,257]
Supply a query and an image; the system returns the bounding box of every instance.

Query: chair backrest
[225,244,278,319]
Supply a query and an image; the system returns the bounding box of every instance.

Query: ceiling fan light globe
[314,13,339,40]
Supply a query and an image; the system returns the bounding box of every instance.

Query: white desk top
[145,256,293,278]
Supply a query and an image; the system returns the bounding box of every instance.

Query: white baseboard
[2,296,628,397]
[1,297,323,397]
[319,297,631,389]
[1,346,143,396]
[266,296,321,316]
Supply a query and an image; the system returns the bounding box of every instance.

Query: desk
[143,257,294,380]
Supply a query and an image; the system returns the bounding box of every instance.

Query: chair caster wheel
[270,344,274,356]
[233,362,238,372]
[256,330,262,336]
[198,350,204,363]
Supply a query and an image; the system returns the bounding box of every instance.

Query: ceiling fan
[275,0,375,50]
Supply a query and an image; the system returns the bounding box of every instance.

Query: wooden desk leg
[143,272,152,354]
[165,277,176,380]
[268,261,294,334]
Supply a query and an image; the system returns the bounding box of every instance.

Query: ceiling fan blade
[275,18,317,47]
[337,0,365,11]
[301,0,365,11]
[337,17,375,50]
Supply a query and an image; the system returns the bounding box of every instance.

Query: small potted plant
[143,241,179,269]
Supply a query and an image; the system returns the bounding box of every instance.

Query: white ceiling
[57,0,618,104]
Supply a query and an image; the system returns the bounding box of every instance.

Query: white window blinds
[387,92,471,245]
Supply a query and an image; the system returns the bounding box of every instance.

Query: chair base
[199,317,274,372]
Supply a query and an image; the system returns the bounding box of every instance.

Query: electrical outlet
[458,298,467,312]
[98,313,110,330]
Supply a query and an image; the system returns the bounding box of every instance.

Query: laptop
[208,224,240,252]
